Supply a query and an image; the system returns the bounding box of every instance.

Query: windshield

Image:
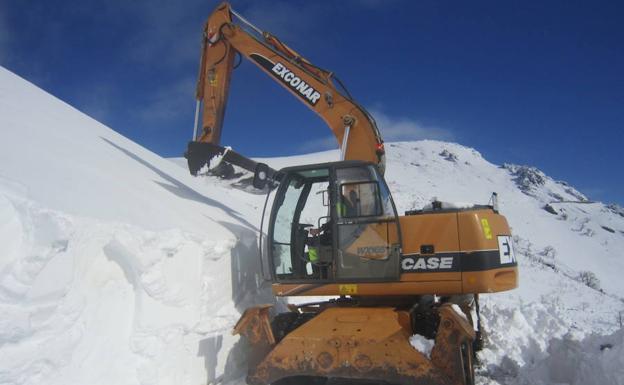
[270,168,331,280]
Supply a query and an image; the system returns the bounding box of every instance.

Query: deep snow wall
[0,67,274,385]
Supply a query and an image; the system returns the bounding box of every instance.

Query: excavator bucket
[234,304,476,385]
[186,141,281,186]
[185,141,226,176]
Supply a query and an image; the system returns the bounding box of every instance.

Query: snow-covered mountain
[1,66,623,385]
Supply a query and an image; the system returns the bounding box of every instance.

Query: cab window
[270,168,332,280]
[338,182,381,218]
[334,165,400,281]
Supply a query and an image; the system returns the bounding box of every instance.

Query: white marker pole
[192,100,201,140]
[340,125,351,161]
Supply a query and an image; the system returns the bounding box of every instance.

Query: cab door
[333,165,401,281]
[268,167,332,281]
[270,175,306,280]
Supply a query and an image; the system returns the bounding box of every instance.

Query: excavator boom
[186,2,385,176]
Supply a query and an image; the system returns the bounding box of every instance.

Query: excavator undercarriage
[235,298,478,385]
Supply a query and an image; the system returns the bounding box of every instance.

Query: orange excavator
[185,3,518,385]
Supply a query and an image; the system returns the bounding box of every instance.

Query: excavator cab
[266,161,402,284]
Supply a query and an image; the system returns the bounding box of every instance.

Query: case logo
[401,256,455,271]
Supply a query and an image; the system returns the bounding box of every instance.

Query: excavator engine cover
[234,304,476,385]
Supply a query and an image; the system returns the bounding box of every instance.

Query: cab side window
[333,166,400,281]
[339,182,381,218]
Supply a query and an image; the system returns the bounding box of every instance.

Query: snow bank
[521,329,624,385]
[0,68,258,234]
[0,67,273,385]
[0,192,262,385]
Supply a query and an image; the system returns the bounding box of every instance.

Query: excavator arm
[187,2,386,175]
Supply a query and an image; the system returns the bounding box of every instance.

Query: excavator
[185,3,518,385]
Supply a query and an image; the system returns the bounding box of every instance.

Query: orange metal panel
[235,305,475,385]
[400,272,461,282]
[399,213,460,254]
[457,209,510,251]
[462,267,518,293]
[272,280,464,296]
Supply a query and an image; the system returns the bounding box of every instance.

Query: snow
[409,334,434,358]
[2,65,624,385]
[0,67,272,385]
[518,330,624,385]
[420,200,478,210]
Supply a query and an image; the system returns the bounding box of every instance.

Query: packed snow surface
[2,66,624,385]
[0,67,272,385]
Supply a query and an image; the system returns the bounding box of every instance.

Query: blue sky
[2,0,623,204]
